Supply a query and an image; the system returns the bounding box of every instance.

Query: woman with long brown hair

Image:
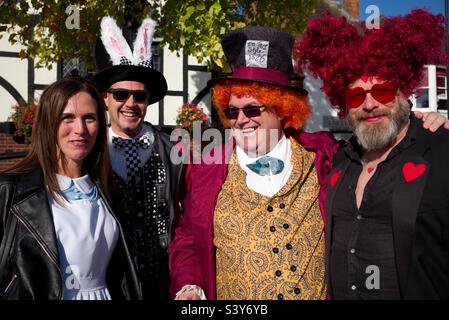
[0,77,141,300]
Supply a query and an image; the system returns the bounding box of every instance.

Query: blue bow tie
[246,156,284,176]
[62,180,98,201]
[112,135,152,150]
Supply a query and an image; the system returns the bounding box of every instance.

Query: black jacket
[325,114,449,299]
[0,170,142,300]
[150,124,184,241]
[110,123,184,242]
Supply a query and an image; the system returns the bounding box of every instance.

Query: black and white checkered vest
[113,150,169,288]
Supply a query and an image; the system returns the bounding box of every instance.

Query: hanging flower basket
[10,100,37,143]
[175,102,209,137]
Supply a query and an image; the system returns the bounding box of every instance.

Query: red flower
[10,100,37,137]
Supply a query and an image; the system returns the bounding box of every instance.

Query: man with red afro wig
[169,25,342,300]
[297,9,449,299]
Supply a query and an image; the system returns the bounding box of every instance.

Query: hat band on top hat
[233,66,289,86]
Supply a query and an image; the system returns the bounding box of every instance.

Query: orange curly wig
[211,80,311,130]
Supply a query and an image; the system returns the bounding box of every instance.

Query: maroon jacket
[169,130,341,299]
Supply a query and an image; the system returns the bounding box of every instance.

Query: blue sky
[358,0,446,20]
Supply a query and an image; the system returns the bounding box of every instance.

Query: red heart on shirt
[367,167,374,174]
[402,162,426,183]
[330,170,342,188]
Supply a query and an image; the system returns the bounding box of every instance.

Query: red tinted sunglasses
[345,82,398,109]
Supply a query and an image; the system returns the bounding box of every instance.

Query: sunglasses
[345,82,398,109]
[107,89,149,103]
[223,105,265,120]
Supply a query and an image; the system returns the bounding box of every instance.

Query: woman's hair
[211,80,311,130]
[3,77,112,202]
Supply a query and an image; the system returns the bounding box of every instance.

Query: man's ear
[102,92,108,110]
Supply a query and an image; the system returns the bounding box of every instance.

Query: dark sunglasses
[223,105,265,120]
[107,89,149,103]
[345,82,398,109]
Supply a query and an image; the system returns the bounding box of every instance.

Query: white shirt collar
[108,122,154,141]
[56,174,94,194]
[236,134,290,167]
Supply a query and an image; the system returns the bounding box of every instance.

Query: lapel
[391,147,429,296]
[12,171,59,264]
[188,141,233,241]
[324,156,351,297]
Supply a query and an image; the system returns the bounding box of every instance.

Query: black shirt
[330,124,415,300]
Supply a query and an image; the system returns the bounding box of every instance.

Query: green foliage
[0,0,129,69]
[0,0,318,71]
[150,0,318,70]
[149,0,238,69]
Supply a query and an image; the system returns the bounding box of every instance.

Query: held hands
[174,284,206,300]
[177,291,202,300]
[414,111,449,132]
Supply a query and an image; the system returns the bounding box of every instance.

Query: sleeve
[168,164,203,298]
[0,178,17,285]
[0,178,15,242]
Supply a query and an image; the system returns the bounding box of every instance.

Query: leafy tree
[0,0,318,70]
[150,0,318,69]
[0,0,136,69]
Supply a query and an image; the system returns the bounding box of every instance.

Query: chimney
[343,0,359,20]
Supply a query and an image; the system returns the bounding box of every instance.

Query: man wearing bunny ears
[92,16,182,300]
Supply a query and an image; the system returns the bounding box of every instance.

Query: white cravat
[236,135,292,197]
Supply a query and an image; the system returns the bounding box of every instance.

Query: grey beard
[351,100,410,151]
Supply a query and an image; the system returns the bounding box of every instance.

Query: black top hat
[208,26,307,94]
[92,17,167,105]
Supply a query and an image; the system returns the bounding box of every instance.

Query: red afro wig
[295,9,448,117]
[212,80,311,130]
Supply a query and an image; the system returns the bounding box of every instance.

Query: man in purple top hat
[169,25,340,300]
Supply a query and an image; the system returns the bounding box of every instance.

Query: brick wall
[0,132,30,171]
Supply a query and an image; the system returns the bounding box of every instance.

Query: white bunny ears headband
[92,16,167,103]
[100,16,156,68]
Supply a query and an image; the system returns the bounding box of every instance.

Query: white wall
[303,72,340,133]
[163,95,184,126]
[0,26,58,122]
[0,56,28,121]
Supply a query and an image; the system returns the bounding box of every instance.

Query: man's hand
[415,111,449,132]
[177,291,202,300]
[175,285,206,300]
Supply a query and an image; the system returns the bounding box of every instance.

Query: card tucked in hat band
[245,40,269,68]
